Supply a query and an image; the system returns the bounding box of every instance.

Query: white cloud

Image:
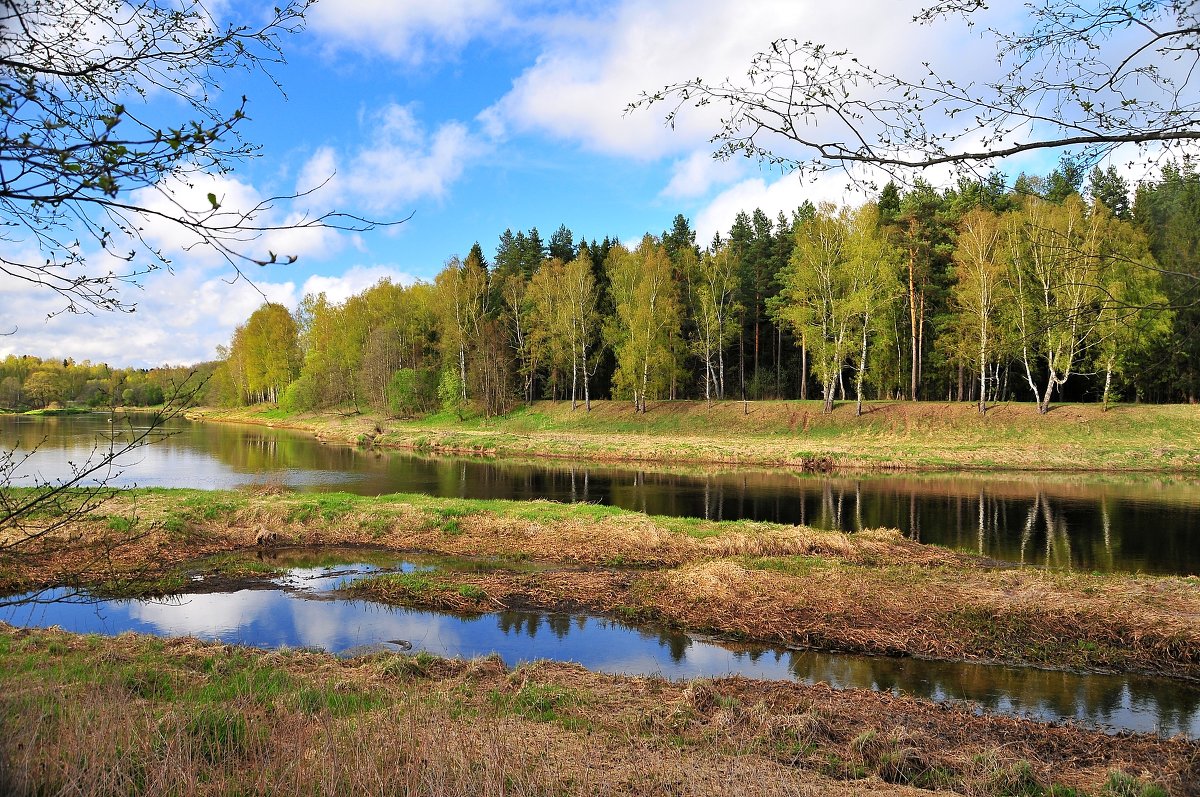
[308,0,506,64]
[304,103,487,213]
[0,256,428,368]
[0,261,299,367]
[485,0,962,161]
[692,169,873,244]
[127,171,345,271]
[300,264,419,304]
[661,151,744,199]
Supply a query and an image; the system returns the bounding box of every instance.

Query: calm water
[3,555,1197,739]
[3,412,1199,574]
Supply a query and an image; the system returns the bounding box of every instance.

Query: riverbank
[8,488,1199,680]
[187,400,1200,473]
[3,623,1191,796]
[7,487,1200,793]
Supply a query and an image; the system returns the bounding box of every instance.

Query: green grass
[218,398,1200,473]
[184,706,254,763]
[296,684,385,716]
[488,678,589,729]
[23,407,93,416]
[740,555,829,576]
[284,492,358,523]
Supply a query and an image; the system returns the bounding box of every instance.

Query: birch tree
[844,205,903,416]
[497,272,536,403]
[771,204,857,413]
[1090,206,1171,409]
[606,237,682,412]
[563,254,600,410]
[528,258,571,400]
[434,255,489,403]
[686,242,741,402]
[1004,195,1107,414]
[950,208,1007,414]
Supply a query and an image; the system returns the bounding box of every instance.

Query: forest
[201,161,1200,416]
[4,161,1198,418]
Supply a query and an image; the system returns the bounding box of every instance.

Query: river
[3,412,1197,575]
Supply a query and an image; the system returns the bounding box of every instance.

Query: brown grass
[349,558,1200,678]
[1,625,1193,796]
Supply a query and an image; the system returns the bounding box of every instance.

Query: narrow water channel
[3,555,1198,739]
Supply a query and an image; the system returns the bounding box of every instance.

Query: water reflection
[3,414,1199,575]
[3,560,1197,739]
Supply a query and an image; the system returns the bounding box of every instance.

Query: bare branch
[630,1,1200,183]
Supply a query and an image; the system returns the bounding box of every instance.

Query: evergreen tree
[548,224,576,262]
[1089,166,1132,220]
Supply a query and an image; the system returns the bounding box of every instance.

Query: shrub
[388,367,438,417]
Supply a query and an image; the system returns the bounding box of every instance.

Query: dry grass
[1,625,1192,796]
[348,557,1200,678]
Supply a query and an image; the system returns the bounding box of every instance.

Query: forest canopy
[187,162,1198,416]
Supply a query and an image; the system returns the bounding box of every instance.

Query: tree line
[0,356,218,411]
[210,160,1198,416]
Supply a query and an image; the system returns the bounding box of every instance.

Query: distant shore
[186,399,1200,473]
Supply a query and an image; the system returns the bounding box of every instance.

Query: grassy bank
[8,487,1200,680]
[3,624,1192,796]
[188,399,1200,473]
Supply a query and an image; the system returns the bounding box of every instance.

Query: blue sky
[3,0,1074,367]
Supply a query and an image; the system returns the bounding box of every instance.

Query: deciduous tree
[606,237,682,412]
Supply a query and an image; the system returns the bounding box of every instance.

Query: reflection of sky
[3,564,1198,739]
[4,445,362,491]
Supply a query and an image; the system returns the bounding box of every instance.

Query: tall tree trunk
[570,338,578,411]
[640,353,650,415]
[739,333,746,414]
[917,291,925,398]
[908,250,918,400]
[458,343,467,402]
[856,313,869,417]
[776,325,782,398]
[1038,368,1057,415]
[800,333,807,401]
[1102,356,1114,412]
[581,337,591,412]
[718,332,725,400]
[753,301,760,393]
[978,336,987,415]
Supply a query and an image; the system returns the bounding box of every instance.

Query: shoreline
[185,399,1200,474]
